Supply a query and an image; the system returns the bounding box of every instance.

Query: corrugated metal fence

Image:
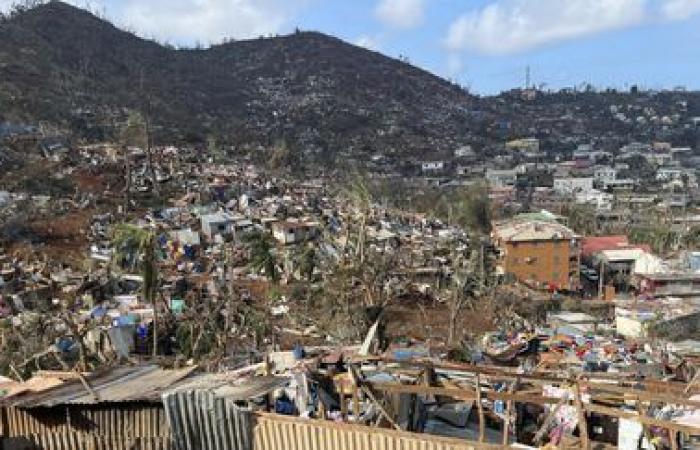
[2,405,495,450]
[162,390,253,450]
[253,413,496,450]
[0,404,172,450]
[2,433,171,450]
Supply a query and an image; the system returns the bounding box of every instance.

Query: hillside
[0,1,477,162]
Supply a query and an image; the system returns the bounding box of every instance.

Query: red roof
[581,235,629,258]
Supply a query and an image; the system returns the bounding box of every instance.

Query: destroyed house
[201,213,252,239]
[272,221,319,245]
[636,272,700,297]
[200,212,235,238]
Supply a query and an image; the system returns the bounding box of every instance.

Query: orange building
[492,220,581,291]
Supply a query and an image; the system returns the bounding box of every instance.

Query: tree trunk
[358,214,366,263]
[123,145,131,215]
[144,112,159,197]
[152,293,158,358]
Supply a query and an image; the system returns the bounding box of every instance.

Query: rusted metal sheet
[4,365,196,408]
[252,413,501,450]
[162,389,253,450]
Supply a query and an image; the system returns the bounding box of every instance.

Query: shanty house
[272,221,319,245]
[200,212,235,238]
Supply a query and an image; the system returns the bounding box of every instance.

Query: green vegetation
[111,224,160,356]
[242,230,279,283]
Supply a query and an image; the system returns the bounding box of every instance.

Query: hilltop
[0,1,476,162]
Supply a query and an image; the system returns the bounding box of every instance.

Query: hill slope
[0,1,476,161]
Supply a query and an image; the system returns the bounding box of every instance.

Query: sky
[3,0,700,94]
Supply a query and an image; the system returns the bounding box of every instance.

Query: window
[552,272,560,279]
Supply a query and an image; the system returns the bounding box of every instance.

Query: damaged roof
[2,364,197,408]
[493,220,578,242]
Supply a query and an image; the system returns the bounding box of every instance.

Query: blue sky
[3,0,700,94]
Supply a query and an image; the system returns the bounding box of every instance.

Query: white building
[553,177,594,195]
[656,168,683,181]
[454,145,474,158]
[576,189,613,211]
[485,169,517,187]
[201,213,235,238]
[593,166,617,183]
[421,161,446,172]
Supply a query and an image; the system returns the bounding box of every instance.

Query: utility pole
[525,65,531,90]
[598,259,605,300]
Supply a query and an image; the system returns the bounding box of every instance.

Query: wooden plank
[369,382,564,405]
[476,374,485,443]
[339,390,348,422]
[349,365,401,431]
[580,381,700,408]
[502,377,519,446]
[371,358,700,394]
[368,380,700,410]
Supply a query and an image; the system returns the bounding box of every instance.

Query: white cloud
[660,0,700,20]
[1,0,306,44]
[355,35,380,50]
[375,0,425,29]
[446,0,649,55]
[119,0,304,44]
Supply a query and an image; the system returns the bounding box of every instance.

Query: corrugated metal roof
[4,364,197,408]
[165,390,253,450]
[168,375,288,402]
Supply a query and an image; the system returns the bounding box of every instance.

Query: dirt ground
[11,209,96,267]
[384,300,499,344]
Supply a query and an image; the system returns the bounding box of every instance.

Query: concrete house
[492,220,581,291]
[200,213,235,238]
[553,177,594,195]
[593,166,617,183]
[272,221,319,245]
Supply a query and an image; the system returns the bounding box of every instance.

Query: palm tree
[243,230,279,283]
[298,245,317,281]
[112,224,160,357]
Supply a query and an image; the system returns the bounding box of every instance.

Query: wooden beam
[580,381,700,409]
[574,382,589,450]
[369,381,564,405]
[503,378,518,446]
[476,374,485,443]
[361,380,700,437]
[371,358,700,394]
[349,365,401,431]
